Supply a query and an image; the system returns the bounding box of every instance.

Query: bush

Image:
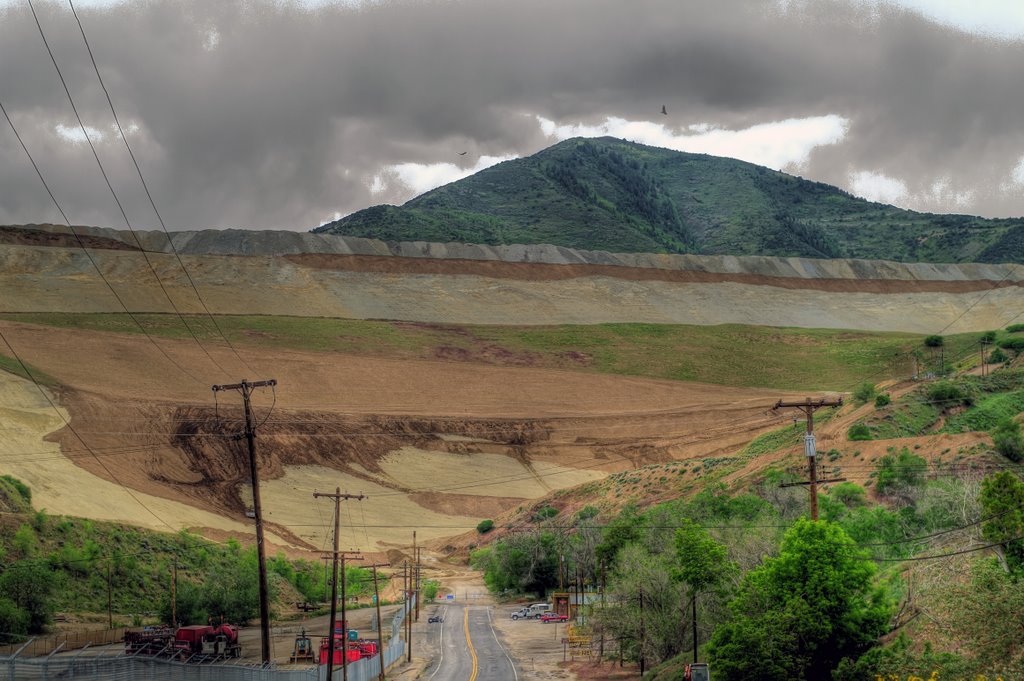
[981,330,998,343]
[0,476,30,505]
[422,580,440,601]
[926,381,967,405]
[847,423,871,441]
[924,335,944,347]
[875,448,927,495]
[993,419,1024,462]
[874,393,891,408]
[532,506,558,522]
[998,337,1024,351]
[1007,323,1024,333]
[853,382,877,404]
[989,348,1009,364]
[476,519,495,534]
[0,597,28,644]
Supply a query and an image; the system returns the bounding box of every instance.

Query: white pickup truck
[510,603,552,620]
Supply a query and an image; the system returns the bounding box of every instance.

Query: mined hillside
[0,225,1021,333]
[317,137,1024,263]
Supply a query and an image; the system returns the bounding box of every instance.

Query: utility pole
[106,561,113,629]
[211,378,276,665]
[413,532,420,622]
[980,338,991,378]
[170,559,177,629]
[364,563,390,681]
[638,590,645,677]
[404,561,413,663]
[313,488,366,681]
[773,397,844,520]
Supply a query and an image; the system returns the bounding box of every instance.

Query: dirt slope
[0,320,788,552]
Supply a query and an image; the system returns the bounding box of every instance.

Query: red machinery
[318,620,380,664]
[125,624,241,661]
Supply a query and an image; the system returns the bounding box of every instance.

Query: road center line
[464,607,479,681]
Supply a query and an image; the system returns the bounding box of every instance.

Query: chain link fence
[0,594,415,681]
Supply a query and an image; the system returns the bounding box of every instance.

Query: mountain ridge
[316,136,1024,264]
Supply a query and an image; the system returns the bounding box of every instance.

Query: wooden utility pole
[404,561,413,663]
[980,339,991,377]
[364,563,390,681]
[773,397,844,520]
[106,561,113,629]
[413,532,421,622]
[211,378,276,665]
[313,488,366,681]
[170,559,177,629]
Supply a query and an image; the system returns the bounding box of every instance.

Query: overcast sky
[2,0,1023,232]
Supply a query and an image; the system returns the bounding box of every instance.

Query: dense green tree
[0,560,55,633]
[980,471,1024,574]
[595,505,644,567]
[0,597,29,644]
[707,519,891,680]
[673,518,734,662]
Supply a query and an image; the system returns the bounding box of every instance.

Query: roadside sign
[446,594,454,600]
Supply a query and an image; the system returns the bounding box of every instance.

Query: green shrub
[422,580,440,600]
[875,448,927,495]
[532,506,558,522]
[853,382,877,404]
[874,393,891,408]
[924,335,944,347]
[847,423,871,441]
[0,476,30,505]
[992,419,1024,462]
[476,519,495,534]
[998,337,1024,351]
[989,348,1009,364]
[1007,323,1024,333]
[926,381,968,406]
[981,330,998,343]
[576,506,599,522]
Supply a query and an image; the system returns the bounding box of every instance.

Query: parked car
[540,612,569,623]
[510,608,530,620]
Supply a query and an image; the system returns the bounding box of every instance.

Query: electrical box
[803,433,816,458]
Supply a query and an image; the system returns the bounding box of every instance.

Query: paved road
[423,603,519,681]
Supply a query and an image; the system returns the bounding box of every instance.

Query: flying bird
[661,105,667,115]
[458,151,468,155]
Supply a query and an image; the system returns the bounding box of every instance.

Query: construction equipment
[290,629,315,663]
[124,623,241,661]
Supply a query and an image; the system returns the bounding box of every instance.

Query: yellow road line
[464,607,479,681]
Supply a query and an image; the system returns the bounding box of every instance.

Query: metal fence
[0,626,128,657]
[0,595,415,681]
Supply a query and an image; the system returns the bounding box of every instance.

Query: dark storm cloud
[1,0,1023,231]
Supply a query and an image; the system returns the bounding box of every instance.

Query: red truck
[540,612,569,623]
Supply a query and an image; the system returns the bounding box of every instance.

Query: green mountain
[315,137,1024,263]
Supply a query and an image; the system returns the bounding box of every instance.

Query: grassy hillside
[0,312,980,391]
[317,137,1024,263]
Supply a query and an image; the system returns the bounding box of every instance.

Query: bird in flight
[458,151,468,156]
[661,105,667,115]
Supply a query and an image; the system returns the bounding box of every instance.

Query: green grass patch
[0,351,60,387]
[943,389,1024,433]
[0,313,948,391]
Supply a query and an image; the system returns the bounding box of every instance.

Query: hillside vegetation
[318,137,1024,263]
[0,312,978,391]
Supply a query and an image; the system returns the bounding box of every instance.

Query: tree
[852,382,877,404]
[0,560,55,633]
[923,335,944,348]
[707,519,891,680]
[673,518,734,663]
[980,471,1024,574]
[0,597,28,644]
[595,505,644,567]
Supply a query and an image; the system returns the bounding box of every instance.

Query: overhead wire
[0,99,204,385]
[65,0,257,377]
[25,0,234,380]
[0,328,176,532]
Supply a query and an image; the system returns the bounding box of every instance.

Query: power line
[65,0,257,377]
[0,100,203,385]
[0,328,175,532]
[25,0,234,379]
[872,535,1024,563]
